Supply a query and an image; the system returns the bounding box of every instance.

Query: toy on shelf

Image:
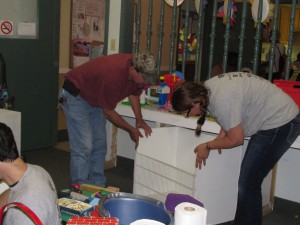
[138,71,185,111]
[178,26,197,55]
[122,90,146,107]
[145,85,160,103]
[145,71,184,109]
[216,0,237,27]
[161,71,184,102]
[158,83,170,106]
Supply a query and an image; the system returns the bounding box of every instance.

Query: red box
[274,80,300,108]
[67,216,119,225]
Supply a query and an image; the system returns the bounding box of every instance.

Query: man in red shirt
[59,52,158,187]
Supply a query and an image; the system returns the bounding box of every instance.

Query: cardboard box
[58,198,94,217]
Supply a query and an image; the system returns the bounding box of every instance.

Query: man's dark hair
[0,122,19,162]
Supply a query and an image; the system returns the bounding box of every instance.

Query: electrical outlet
[111,39,116,51]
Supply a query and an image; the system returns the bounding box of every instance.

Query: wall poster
[71,0,105,68]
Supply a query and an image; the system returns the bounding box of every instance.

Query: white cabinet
[113,116,158,160]
[133,127,273,225]
[275,147,300,203]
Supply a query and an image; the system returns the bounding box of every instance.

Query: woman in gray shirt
[172,72,300,225]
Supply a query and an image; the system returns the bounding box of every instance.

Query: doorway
[0,0,60,151]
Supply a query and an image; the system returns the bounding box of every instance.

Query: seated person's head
[0,122,19,162]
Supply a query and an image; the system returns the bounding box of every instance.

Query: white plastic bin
[134,127,243,224]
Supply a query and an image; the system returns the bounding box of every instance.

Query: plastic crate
[134,127,244,224]
[274,80,300,108]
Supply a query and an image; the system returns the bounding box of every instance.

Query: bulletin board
[71,0,106,68]
[0,0,38,39]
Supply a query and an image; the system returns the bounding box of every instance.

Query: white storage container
[134,127,243,224]
[275,147,300,203]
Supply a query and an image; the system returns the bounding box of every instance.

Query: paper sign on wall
[71,0,106,68]
[17,22,36,36]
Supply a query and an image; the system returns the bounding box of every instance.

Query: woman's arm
[194,123,244,169]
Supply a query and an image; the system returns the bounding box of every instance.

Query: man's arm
[128,95,152,137]
[103,108,143,148]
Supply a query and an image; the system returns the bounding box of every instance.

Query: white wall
[107,0,121,55]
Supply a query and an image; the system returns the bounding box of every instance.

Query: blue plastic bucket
[98,192,173,225]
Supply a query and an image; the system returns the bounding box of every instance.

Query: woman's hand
[194,143,210,169]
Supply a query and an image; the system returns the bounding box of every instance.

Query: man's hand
[129,127,144,149]
[136,118,152,137]
[128,95,153,138]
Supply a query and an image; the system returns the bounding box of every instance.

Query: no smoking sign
[0,20,13,36]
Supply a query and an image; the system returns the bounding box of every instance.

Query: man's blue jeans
[60,90,107,186]
[234,113,300,225]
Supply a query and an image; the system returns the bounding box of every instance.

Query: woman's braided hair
[172,81,209,136]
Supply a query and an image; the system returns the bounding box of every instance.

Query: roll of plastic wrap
[130,219,164,225]
[174,202,207,225]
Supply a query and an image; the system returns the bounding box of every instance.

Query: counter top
[116,103,300,149]
[116,103,219,132]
